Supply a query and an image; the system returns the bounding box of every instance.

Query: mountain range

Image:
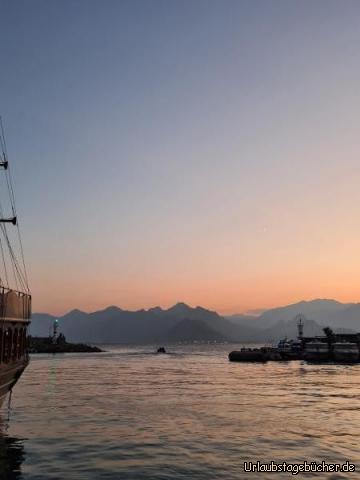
[30,299,360,344]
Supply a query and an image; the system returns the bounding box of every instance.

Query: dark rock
[29,336,103,354]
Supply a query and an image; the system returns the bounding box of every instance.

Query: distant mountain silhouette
[30,299,360,344]
[30,303,240,343]
[30,313,56,336]
[259,317,324,343]
[254,299,347,328]
[164,318,227,342]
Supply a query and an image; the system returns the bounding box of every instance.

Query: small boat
[157,347,166,354]
[229,348,268,362]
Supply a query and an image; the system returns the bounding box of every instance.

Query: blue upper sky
[1,0,360,314]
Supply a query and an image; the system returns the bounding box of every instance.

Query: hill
[164,318,227,342]
[30,303,243,344]
[30,299,360,344]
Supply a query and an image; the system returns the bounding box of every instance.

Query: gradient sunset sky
[1,0,360,315]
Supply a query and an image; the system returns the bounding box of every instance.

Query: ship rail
[0,287,31,320]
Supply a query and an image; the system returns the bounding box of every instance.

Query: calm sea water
[1,344,359,479]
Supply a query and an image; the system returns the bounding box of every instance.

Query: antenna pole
[297,315,304,340]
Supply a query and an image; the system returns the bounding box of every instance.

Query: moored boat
[0,119,31,406]
[333,342,359,363]
[304,341,329,362]
[229,348,268,362]
[277,338,303,360]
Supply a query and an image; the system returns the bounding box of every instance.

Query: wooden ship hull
[0,290,31,407]
[0,358,29,407]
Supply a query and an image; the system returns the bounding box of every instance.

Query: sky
[1,0,360,315]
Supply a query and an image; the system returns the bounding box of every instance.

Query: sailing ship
[0,118,31,407]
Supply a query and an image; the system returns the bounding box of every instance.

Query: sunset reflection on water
[3,345,360,479]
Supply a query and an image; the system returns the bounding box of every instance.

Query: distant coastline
[29,299,360,345]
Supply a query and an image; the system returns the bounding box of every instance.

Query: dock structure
[229,317,360,364]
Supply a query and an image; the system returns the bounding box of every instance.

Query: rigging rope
[0,117,29,293]
[0,236,9,288]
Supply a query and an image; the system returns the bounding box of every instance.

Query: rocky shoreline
[29,336,103,354]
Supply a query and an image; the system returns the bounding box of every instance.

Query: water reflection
[0,414,25,480]
[46,355,58,398]
[3,345,360,479]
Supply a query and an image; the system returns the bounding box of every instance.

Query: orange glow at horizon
[4,0,360,320]
[31,154,360,316]
[32,259,360,316]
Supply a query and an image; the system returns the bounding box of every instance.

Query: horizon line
[32,297,358,318]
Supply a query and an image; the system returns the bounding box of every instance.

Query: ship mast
[0,157,17,224]
[0,117,30,298]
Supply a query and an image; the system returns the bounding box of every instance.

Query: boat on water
[0,119,31,407]
[332,342,359,363]
[303,341,330,362]
[277,338,303,360]
[229,315,360,364]
[228,346,282,362]
[229,348,268,362]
